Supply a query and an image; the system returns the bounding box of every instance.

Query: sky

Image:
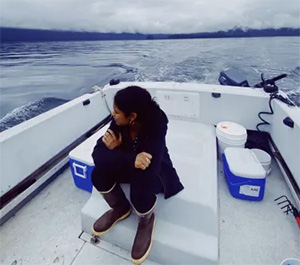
[1,0,299,34]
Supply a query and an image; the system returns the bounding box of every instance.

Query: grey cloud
[1,0,299,33]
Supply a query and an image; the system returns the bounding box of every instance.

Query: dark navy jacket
[92,109,184,199]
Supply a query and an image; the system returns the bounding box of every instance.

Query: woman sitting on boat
[91,86,184,264]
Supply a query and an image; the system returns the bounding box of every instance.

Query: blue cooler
[69,124,109,192]
[222,147,266,201]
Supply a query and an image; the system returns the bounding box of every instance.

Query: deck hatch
[155,91,200,119]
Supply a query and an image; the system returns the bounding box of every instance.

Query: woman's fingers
[107,129,116,140]
[135,152,153,170]
[103,133,110,143]
[139,156,151,170]
[103,133,109,142]
[141,160,148,168]
[102,136,109,146]
[102,135,114,150]
[104,130,113,141]
[142,153,152,166]
[140,152,152,169]
[104,129,122,148]
[143,152,152,160]
[102,136,109,145]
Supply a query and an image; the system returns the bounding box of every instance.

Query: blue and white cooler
[222,147,266,201]
[69,124,109,192]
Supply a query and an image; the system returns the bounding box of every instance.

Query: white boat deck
[0,119,299,265]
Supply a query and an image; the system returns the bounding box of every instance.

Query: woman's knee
[91,166,114,192]
[91,166,101,186]
[130,186,156,214]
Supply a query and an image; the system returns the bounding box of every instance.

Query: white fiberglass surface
[0,120,299,265]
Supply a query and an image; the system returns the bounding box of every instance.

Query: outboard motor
[219,68,249,87]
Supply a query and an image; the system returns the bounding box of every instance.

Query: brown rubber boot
[92,184,131,236]
[131,211,156,264]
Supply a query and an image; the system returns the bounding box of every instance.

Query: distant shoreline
[1,27,299,42]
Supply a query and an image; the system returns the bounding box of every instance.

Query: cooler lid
[224,147,266,179]
[69,124,110,165]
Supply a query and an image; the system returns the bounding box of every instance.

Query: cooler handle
[72,162,87,179]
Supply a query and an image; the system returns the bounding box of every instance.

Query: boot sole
[131,216,156,265]
[92,209,132,236]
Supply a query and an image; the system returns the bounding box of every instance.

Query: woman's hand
[102,129,122,150]
[135,152,152,170]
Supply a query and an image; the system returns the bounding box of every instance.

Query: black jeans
[91,162,163,214]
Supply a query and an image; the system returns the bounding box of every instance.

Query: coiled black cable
[256,92,296,131]
[256,92,277,132]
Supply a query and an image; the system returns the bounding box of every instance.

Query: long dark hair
[114,86,161,126]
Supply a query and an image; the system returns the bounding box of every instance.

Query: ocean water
[0,37,299,131]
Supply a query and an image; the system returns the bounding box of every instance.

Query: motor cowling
[219,68,249,87]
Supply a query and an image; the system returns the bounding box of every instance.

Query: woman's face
[112,103,131,126]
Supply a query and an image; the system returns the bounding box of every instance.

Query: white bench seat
[81,119,218,264]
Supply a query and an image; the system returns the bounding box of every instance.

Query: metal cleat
[90,235,100,245]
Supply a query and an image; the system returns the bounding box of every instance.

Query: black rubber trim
[0,163,69,226]
[0,115,112,209]
[212,92,221,98]
[83,99,91,106]
[283,117,294,128]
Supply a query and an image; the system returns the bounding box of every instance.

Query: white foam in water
[0,102,41,130]
[0,98,67,131]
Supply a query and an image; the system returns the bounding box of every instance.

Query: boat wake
[0,97,68,132]
[1,38,299,131]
